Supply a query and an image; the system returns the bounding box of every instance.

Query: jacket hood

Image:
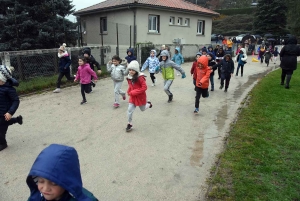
[127,48,135,56]
[287,36,297,45]
[150,49,157,56]
[6,78,19,87]
[175,47,180,52]
[240,48,246,53]
[225,54,232,60]
[160,50,170,58]
[121,59,128,66]
[208,46,213,50]
[197,55,209,69]
[26,144,92,201]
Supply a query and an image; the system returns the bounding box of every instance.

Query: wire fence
[0,47,102,81]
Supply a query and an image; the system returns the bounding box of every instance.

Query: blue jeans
[210,74,214,90]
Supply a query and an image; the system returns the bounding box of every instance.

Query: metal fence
[0,47,102,81]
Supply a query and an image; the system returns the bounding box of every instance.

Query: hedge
[214,7,256,15]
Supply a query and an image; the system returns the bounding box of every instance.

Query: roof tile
[75,0,219,15]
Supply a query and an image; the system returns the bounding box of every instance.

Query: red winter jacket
[196,56,211,89]
[127,74,147,106]
[190,61,197,80]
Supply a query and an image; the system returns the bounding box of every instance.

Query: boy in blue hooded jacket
[26,144,98,201]
[125,48,137,64]
[171,47,184,76]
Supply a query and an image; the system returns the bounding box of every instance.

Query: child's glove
[155,66,160,72]
[181,73,186,79]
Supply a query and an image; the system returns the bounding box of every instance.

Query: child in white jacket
[107,55,128,108]
[141,49,160,86]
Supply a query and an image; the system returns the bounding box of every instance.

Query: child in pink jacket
[74,56,98,105]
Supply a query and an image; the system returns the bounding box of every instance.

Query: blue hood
[175,47,180,53]
[26,144,92,201]
[127,48,135,56]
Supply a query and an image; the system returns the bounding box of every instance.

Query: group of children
[258,45,280,67]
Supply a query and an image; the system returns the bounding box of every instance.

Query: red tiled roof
[75,0,219,16]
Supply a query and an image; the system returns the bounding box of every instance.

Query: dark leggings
[195,88,209,108]
[56,71,74,88]
[221,74,231,88]
[0,118,18,145]
[236,64,244,75]
[150,73,156,83]
[281,69,294,86]
[81,83,91,101]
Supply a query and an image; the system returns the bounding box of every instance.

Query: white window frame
[169,16,175,25]
[197,20,204,34]
[185,18,190,26]
[148,15,159,33]
[178,17,182,25]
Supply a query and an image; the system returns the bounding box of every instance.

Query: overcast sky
[67,0,105,22]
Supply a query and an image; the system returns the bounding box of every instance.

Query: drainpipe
[128,6,137,47]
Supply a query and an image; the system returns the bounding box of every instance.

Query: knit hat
[207,53,214,58]
[58,43,67,52]
[127,60,140,72]
[201,47,207,53]
[0,65,13,82]
[196,52,202,56]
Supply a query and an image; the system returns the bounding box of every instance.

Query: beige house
[74,0,219,61]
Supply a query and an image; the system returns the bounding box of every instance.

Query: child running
[0,66,23,151]
[207,53,216,91]
[74,56,98,105]
[141,49,160,86]
[26,144,98,201]
[264,48,272,67]
[172,47,184,76]
[273,46,279,64]
[235,48,247,77]
[156,50,186,103]
[211,54,235,92]
[194,56,211,114]
[126,61,152,132]
[107,55,128,108]
[190,52,202,90]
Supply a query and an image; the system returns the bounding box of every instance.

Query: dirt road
[0,58,275,201]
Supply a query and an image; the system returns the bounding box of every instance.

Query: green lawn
[207,66,300,200]
[17,65,108,95]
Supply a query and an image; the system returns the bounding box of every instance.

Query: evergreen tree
[0,0,76,51]
[287,0,300,36]
[253,0,288,35]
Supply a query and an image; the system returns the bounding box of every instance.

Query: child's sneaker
[219,85,224,89]
[80,100,87,105]
[53,88,61,93]
[194,108,199,114]
[113,103,120,108]
[151,83,155,87]
[91,81,96,88]
[0,144,8,151]
[224,88,228,92]
[147,101,152,108]
[122,94,126,100]
[126,124,133,132]
[16,115,23,125]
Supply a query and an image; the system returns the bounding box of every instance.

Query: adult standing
[280,36,300,89]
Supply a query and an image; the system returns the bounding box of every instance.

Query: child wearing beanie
[125,61,152,132]
[0,65,23,151]
[53,43,74,93]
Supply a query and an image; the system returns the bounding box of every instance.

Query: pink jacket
[75,63,97,84]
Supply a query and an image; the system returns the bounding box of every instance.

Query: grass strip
[207,66,300,201]
[17,66,108,95]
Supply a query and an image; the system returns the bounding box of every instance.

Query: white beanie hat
[127,60,140,72]
[0,65,13,82]
[58,43,67,52]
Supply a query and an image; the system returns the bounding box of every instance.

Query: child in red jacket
[126,61,152,132]
[194,56,211,114]
[190,52,202,91]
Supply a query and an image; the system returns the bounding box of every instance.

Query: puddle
[190,138,204,167]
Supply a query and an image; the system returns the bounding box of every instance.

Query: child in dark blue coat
[26,144,98,201]
[125,48,137,64]
[0,65,23,151]
[53,44,74,93]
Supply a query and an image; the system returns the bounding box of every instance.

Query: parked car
[211,34,221,41]
[235,34,246,42]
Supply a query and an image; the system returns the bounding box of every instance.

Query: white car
[236,34,246,42]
